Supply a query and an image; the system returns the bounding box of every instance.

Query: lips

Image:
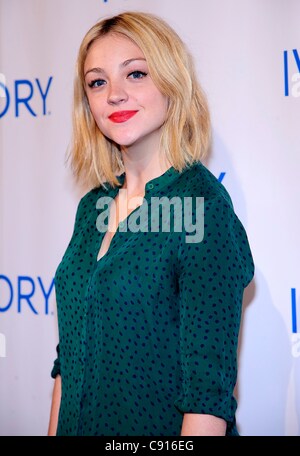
[108,110,138,123]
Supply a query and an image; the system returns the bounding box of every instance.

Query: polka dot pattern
[52,161,254,436]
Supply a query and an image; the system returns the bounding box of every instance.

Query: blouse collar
[115,166,182,197]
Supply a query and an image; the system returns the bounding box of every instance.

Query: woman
[48,11,254,436]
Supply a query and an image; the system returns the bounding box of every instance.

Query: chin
[111,135,139,148]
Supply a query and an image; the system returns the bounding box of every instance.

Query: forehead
[84,33,145,68]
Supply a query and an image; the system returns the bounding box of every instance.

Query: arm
[175,196,254,435]
[181,413,226,436]
[47,374,61,436]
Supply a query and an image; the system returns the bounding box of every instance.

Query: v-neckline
[95,164,180,264]
[96,191,144,263]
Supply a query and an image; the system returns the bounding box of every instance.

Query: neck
[120,134,171,197]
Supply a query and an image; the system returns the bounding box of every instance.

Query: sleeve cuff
[51,344,61,378]
[174,390,236,423]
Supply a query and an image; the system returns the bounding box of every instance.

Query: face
[84,33,168,149]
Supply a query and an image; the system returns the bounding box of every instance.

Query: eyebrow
[84,58,146,78]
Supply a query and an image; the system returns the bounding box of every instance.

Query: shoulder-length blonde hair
[69,11,211,189]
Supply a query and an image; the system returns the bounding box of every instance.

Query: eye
[88,79,106,88]
[128,71,148,80]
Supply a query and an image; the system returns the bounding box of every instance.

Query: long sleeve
[174,195,254,432]
[50,192,95,380]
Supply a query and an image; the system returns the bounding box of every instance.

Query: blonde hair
[69,11,211,189]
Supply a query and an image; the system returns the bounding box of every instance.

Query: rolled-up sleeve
[51,344,61,379]
[174,195,254,425]
[50,194,90,381]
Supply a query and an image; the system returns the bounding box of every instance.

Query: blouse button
[148,183,154,190]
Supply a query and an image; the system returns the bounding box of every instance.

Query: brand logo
[218,172,226,183]
[291,288,300,358]
[283,49,300,97]
[0,75,53,118]
[0,275,55,315]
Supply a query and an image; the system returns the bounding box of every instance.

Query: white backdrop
[0,0,299,436]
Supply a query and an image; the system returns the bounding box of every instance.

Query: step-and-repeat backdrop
[0,0,299,436]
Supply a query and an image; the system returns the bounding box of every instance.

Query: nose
[107,81,128,105]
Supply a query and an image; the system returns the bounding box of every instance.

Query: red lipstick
[108,110,138,123]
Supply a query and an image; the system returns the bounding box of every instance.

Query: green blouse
[51,161,254,436]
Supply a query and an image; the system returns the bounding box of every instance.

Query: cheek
[152,89,168,111]
[153,94,168,121]
[87,97,100,120]
[88,99,108,133]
